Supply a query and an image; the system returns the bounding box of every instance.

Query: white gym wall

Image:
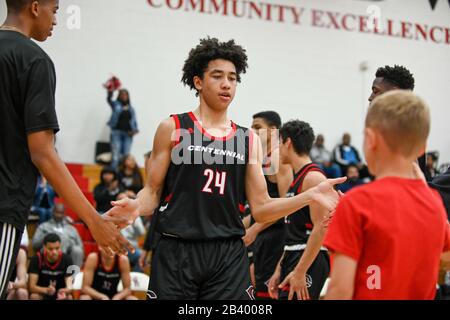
[1,0,449,166]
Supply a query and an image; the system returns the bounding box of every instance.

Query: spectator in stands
[29,233,73,300]
[32,204,84,267]
[94,167,124,213]
[425,152,439,182]
[118,155,144,194]
[310,134,342,178]
[336,165,364,193]
[117,193,145,272]
[31,175,57,223]
[5,247,28,300]
[333,133,370,179]
[106,87,139,170]
[80,249,137,300]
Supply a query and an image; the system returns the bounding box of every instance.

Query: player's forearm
[324,281,353,300]
[275,252,285,273]
[114,288,131,300]
[30,146,100,228]
[252,192,312,224]
[14,280,27,289]
[82,286,105,300]
[137,185,161,216]
[294,227,326,275]
[30,284,49,295]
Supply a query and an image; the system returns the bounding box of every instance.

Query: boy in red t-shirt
[324,90,450,300]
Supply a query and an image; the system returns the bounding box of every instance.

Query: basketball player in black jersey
[106,38,345,300]
[28,233,73,300]
[268,120,330,300]
[367,65,427,173]
[80,249,137,300]
[243,111,293,299]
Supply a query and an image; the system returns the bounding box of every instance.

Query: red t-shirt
[324,177,450,300]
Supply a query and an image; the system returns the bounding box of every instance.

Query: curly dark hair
[375,65,415,90]
[279,120,315,156]
[181,37,248,96]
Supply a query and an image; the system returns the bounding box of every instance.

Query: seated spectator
[32,204,84,267]
[118,154,143,194]
[93,167,124,213]
[336,165,365,193]
[117,193,145,272]
[333,133,370,179]
[31,175,57,223]
[5,247,28,300]
[310,134,342,178]
[28,233,73,300]
[425,152,439,182]
[80,249,137,300]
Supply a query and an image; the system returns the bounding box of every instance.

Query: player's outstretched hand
[309,177,347,212]
[104,197,141,230]
[89,215,134,256]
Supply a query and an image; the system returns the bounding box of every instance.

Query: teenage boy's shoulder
[1,31,52,62]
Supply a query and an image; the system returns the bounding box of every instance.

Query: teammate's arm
[112,256,133,300]
[243,162,293,246]
[324,253,357,300]
[268,252,285,299]
[27,130,132,255]
[246,134,345,223]
[81,254,109,300]
[28,273,51,296]
[105,118,175,224]
[278,171,330,300]
[13,249,28,290]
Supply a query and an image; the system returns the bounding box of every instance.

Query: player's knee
[30,293,42,300]
[16,288,29,300]
[79,294,92,300]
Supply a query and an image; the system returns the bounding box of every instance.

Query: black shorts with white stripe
[0,223,22,299]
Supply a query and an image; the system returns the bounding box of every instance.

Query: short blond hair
[365,90,430,157]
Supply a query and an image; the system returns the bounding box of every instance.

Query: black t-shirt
[28,251,72,299]
[116,108,132,131]
[0,31,59,232]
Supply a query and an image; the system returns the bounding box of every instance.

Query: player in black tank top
[106,39,345,300]
[243,112,293,299]
[268,121,331,300]
[80,251,137,300]
[156,111,250,239]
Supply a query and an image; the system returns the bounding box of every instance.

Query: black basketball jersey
[285,163,325,246]
[92,253,121,299]
[28,250,72,298]
[262,152,284,229]
[156,112,251,240]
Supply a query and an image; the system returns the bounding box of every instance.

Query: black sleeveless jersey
[285,163,325,246]
[92,253,121,298]
[156,112,251,240]
[262,152,284,229]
